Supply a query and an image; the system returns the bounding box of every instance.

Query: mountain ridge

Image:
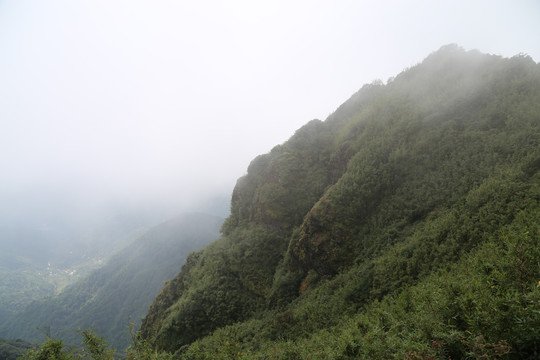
[139,45,540,358]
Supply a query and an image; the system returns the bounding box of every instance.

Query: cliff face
[140,45,540,355]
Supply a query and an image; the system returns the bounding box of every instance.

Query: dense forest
[13,45,540,359]
[0,213,223,350]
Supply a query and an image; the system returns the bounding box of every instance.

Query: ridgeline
[139,45,540,359]
[12,45,540,359]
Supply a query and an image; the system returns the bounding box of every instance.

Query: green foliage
[78,329,115,360]
[180,204,539,359]
[17,331,108,360]
[13,46,538,360]
[140,46,540,357]
[16,326,178,360]
[18,337,73,360]
[127,323,174,360]
[222,119,337,235]
[141,224,284,352]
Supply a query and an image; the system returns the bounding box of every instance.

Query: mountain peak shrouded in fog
[136,47,540,357]
[0,2,540,357]
[1,1,539,229]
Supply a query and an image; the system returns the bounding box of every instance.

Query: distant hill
[0,207,164,323]
[0,212,223,350]
[138,46,540,359]
[0,338,33,360]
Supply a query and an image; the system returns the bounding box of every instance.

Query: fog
[1,1,539,235]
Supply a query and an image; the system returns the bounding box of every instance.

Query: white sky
[1,0,539,218]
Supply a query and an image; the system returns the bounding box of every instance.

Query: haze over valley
[0,1,539,359]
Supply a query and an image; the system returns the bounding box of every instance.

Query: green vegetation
[138,45,540,358]
[9,45,540,359]
[0,213,223,351]
[181,204,539,359]
[16,327,177,360]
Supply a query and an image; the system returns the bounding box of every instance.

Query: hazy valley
[1,46,539,360]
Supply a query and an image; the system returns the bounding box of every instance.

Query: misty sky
[1,0,539,221]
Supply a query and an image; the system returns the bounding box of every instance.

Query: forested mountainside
[0,338,33,360]
[0,208,163,323]
[138,46,540,359]
[1,213,223,350]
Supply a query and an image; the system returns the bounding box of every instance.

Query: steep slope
[140,45,540,358]
[182,203,539,359]
[139,119,342,351]
[0,213,223,350]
